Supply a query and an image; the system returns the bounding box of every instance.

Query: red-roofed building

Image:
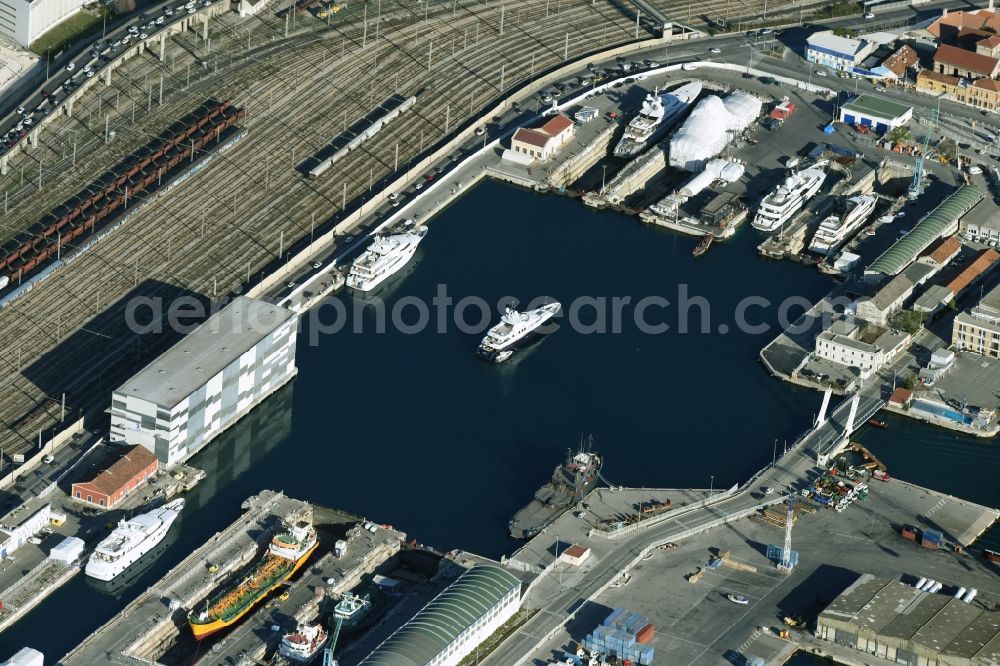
[945,248,1000,296]
[888,387,913,408]
[920,236,962,268]
[509,113,576,161]
[880,44,919,79]
[933,43,1000,79]
[71,445,158,510]
[928,9,1000,44]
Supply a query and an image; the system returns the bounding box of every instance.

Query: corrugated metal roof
[359,565,520,666]
[807,30,867,56]
[867,186,985,276]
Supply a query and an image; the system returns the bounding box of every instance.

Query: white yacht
[85,499,184,582]
[346,226,427,291]
[751,161,829,233]
[808,194,878,255]
[613,81,702,157]
[477,302,561,363]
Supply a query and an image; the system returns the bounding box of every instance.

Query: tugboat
[278,623,328,663]
[509,436,602,539]
[692,236,713,257]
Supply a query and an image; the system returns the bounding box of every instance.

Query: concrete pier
[0,559,79,633]
[59,491,405,665]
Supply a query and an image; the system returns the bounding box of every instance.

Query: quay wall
[250,33,679,300]
[62,491,293,664]
[548,124,618,189]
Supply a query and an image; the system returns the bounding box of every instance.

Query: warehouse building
[816,573,1000,665]
[70,444,158,509]
[838,95,913,133]
[953,283,1000,358]
[0,0,86,47]
[110,297,297,468]
[806,31,877,72]
[359,565,522,666]
[866,186,985,277]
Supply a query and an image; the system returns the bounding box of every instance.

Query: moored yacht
[808,194,878,255]
[751,161,829,233]
[613,81,702,157]
[476,301,561,363]
[85,499,185,582]
[346,226,427,291]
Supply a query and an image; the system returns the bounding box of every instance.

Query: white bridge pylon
[815,388,833,426]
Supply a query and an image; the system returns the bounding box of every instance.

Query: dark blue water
[3,180,996,660]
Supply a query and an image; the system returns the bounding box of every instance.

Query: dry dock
[60,491,405,666]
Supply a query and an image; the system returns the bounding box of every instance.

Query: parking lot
[524,478,1000,666]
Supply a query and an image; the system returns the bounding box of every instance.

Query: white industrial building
[814,317,910,376]
[359,565,522,666]
[806,30,876,73]
[110,296,297,468]
[0,503,51,560]
[0,0,86,47]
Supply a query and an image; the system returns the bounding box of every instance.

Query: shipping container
[635,624,655,644]
[923,528,943,543]
[603,608,626,628]
[983,549,1000,563]
[921,538,939,549]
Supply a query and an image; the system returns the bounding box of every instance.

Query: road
[482,429,828,665]
[0,0,223,157]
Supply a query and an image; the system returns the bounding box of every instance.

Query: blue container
[923,528,943,543]
[603,608,625,627]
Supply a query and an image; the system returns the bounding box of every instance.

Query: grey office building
[110,297,297,467]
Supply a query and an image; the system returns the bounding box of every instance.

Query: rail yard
[0,0,684,459]
[4,0,1000,665]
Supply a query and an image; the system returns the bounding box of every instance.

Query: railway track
[0,0,796,457]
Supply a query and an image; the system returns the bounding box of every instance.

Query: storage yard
[522,475,1000,666]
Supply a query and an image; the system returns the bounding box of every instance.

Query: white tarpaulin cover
[49,536,85,563]
[670,92,762,172]
[675,158,746,198]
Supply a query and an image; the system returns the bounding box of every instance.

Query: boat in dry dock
[808,194,878,256]
[752,160,829,233]
[279,623,328,663]
[613,81,702,157]
[188,521,318,639]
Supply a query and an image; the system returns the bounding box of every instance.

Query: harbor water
[3,180,999,658]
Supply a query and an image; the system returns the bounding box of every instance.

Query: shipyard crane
[322,592,370,666]
[909,106,940,200]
